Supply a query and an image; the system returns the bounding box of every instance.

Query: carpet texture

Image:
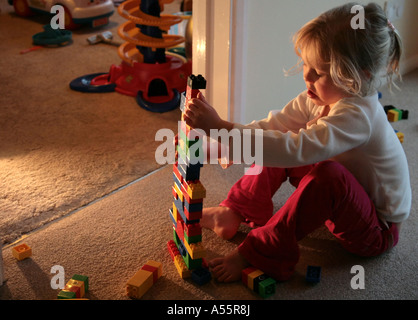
[1,1,417,301]
[0,1,183,244]
[1,69,417,300]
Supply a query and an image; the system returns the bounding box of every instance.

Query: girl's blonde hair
[291,2,402,96]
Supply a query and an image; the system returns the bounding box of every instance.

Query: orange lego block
[387,109,399,122]
[396,131,404,143]
[247,269,264,290]
[12,243,32,261]
[126,260,162,299]
[183,240,206,260]
[64,279,85,298]
[183,180,206,200]
[174,255,191,279]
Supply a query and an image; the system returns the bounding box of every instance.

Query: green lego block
[178,129,201,148]
[57,290,77,299]
[184,231,202,244]
[72,274,89,292]
[183,252,203,270]
[258,278,276,298]
[173,228,203,270]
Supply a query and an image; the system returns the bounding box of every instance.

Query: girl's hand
[183,92,231,134]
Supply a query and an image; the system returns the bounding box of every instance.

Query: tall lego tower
[167,74,211,284]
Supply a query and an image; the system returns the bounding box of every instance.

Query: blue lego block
[191,268,211,286]
[306,265,321,283]
[184,199,203,213]
[174,198,200,225]
[178,163,201,181]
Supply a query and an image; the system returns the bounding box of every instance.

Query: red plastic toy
[70,0,192,112]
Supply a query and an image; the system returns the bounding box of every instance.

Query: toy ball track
[70,0,192,113]
[117,0,185,65]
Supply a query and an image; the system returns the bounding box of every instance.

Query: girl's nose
[304,69,315,83]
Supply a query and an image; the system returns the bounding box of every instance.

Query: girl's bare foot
[209,248,250,282]
[201,206,243,240]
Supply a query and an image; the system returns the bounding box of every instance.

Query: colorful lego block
[184,223,202,237]
[126,260,162,299]
[71,274,89,292]
[241,267,276,298]
[167,240,180,261]
[256,276,277,298]
[247,269,264,290]
[187,74,207,90]
[395,130,404,143]
[182,180,206,200]
[183,241,206,260]
[12,243,32,261]
[57,274,89,299]
[63,279,84,298]
[57,290,77,299]
[387,109,399,122]
[174,255,191,278]
[169,75,209,281]
[191,268,211,285]
[306,265,321,283]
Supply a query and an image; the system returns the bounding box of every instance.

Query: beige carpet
[0,1,183,244]
[1,1,417,303]
[1,69,417,301]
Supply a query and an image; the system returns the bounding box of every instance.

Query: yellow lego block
[65,279,85,298]
[172,202,178,221]
[247,269,264,290]
[387,109,399,122]
[126,260,162,299]
[186,181,206,200]
[145,260,163,279]
[183,240,206,260]
[12,243,32,261]
[396,131,404,143]
[174,255,191,278]
[174,183,183,201]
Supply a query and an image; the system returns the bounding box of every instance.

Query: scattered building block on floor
[306,265,321,283]
[57,274,89,299]
[12,243,32,261]
[126,260,162,299]
[191,268,211,286]
[241,266,276,298]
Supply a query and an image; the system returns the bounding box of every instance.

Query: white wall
[237,0,418,123]
[193,0,418,125]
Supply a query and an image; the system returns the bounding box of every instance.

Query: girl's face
[301,49,351,107]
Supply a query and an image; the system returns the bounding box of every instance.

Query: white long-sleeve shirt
[233,90,411,223]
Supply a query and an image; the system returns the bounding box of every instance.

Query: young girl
[183,2,411,282]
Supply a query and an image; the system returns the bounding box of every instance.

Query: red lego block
[173,163,183,183]
[184,205,202,221]
[176,219,185,242]
[186,86,200,100]
[141,264,159,283]
[167,240,180,261]
[184,223,202,237]
[242,267,258,286]
[126,261,162,299]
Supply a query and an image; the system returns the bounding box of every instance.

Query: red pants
[220,161,398,281]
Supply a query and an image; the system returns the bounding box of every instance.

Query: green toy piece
[32,25,72,46]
